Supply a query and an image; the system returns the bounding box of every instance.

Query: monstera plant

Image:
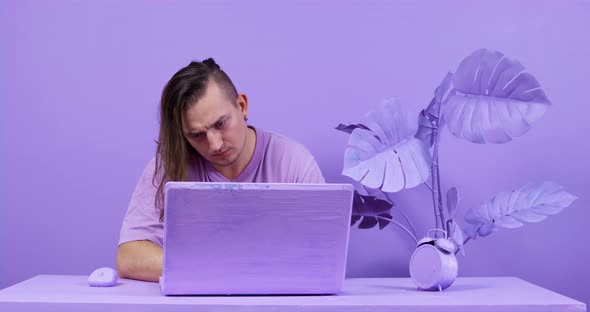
[336,48,577,290]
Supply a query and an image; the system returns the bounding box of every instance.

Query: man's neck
[215,127,256,180]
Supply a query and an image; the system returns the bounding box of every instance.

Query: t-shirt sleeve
[299,154,326,183]
[118,157,164,247]
[279,138,326,183]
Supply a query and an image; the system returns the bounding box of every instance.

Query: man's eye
[215,120,226,128]
[192,132,204,138]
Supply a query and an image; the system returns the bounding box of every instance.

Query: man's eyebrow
[190,115,228,134]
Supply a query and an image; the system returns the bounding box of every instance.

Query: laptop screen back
[160,182,353,295]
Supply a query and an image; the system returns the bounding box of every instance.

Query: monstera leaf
[351,191,394,230]
[464,182,577,239]
[335,123,371,134]
[443,48,551,144]
[342,98,432,192]
[450,220,465,256]
[446,187,460,219]
[416,72,453,148]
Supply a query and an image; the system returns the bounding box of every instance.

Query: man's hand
[116,240,163,282]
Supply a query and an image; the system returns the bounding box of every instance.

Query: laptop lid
[160,182,353,295]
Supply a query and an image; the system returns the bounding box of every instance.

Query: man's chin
[210,156,238,168]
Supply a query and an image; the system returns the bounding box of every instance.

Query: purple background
[1,0,588,304]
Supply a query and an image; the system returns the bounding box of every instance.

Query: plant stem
[454,236,471,255]
[384,192,418,238]
[398,209,418,239]
[430,175,441,231]
[434,134,445,233]
[375,216,418,243]
[431,95,448,237]
[462,236,471,245]
[431,129,445,235]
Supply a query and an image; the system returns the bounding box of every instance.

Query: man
[116,58,325,282]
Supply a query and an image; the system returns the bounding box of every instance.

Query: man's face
[182,81,248,169]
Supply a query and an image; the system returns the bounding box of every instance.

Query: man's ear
[236,93,248,115]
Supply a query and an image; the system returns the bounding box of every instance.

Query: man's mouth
[214,149,231,157]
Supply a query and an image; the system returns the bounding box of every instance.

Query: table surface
[0,275,585,312]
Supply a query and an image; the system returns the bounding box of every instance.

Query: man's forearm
[116,240,163,282]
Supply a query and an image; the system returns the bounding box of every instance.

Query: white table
[0,275,585,311]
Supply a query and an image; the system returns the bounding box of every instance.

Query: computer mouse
[88,267,118,287]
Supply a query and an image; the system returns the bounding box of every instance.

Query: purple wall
[1,0,588,304]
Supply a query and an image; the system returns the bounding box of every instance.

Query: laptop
[159,182,354,296]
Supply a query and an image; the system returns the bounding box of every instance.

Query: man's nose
[207,131,223,152]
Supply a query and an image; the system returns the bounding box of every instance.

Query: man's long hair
[154,58,238,220]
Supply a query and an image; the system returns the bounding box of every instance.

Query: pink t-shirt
[118,127,325,247]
